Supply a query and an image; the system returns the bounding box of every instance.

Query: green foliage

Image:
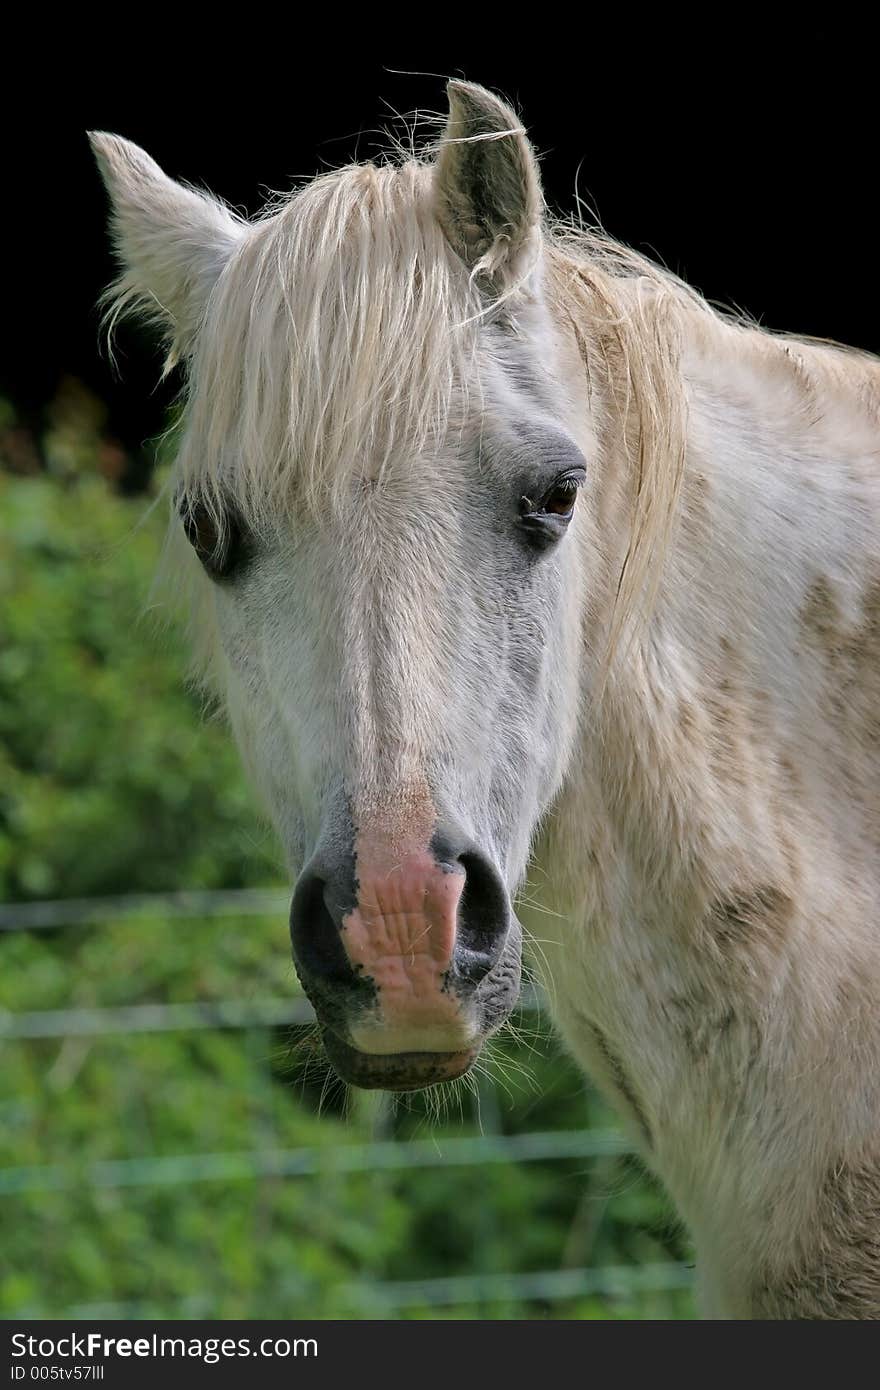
[1,929,692,1319]
[0,395,693,1319]
[0,401,268,902]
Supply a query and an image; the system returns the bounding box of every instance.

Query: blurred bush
[0,386,268,902]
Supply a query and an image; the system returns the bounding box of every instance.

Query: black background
[4,27,877,462]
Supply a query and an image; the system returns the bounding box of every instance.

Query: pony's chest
[520,891,758,1172]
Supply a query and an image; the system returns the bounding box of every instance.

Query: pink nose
[342,847,471,1054]
[289,820,514,1069]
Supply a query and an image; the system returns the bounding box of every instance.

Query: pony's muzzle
[289,825,514,1088]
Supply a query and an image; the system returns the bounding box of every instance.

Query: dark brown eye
[516,453,586,552]
[179,497,248,580]
[182,500,220,556]
[540,479,579,518]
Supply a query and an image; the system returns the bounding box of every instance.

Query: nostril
[289,867,355,988]
[453,849,511,988]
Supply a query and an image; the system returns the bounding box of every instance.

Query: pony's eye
[182,501,220,558]
[517,470,584,550]
[179,498,248,581]
[540,479,579,518]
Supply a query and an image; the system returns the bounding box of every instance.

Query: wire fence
[29,1261,694,1322]
[1,997,316,1039]
[0,888,290,931]
[0,1128,631,1196]
[2,887,692,1315]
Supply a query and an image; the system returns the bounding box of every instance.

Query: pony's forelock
[175,157,489,530]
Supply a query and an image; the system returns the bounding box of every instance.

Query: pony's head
[91,83,598,1089]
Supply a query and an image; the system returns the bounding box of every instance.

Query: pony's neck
[536,280,880,922]
[651,316,880,702]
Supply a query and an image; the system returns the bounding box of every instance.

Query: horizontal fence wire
[32,1261,692,1321]
[0,996,317,1038]
[346,1260,695,1310]
[0,1129,631,1195]
[0,888,291,931]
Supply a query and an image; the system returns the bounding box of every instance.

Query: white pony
[91,81,880,1318]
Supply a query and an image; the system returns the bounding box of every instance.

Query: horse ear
[433,81,543,293]
[88,132,244,359]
